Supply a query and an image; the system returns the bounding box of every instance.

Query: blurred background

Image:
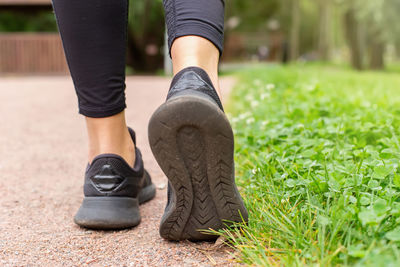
[0,0,399,75]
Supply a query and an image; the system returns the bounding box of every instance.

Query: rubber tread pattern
[149,95,248,241]
[178,126,222,240]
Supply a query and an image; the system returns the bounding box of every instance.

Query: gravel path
[0,75,237,266]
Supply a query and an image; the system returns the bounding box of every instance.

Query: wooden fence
[0,33,68,74]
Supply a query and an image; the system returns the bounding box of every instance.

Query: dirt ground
[0,75,238,266]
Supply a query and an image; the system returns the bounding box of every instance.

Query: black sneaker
[148,66,248,241]
[74,127,156,230]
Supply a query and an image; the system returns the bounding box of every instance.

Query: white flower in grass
[251,100,259,108]
[261,93,270,100]
[254,79,262,86]
[266,84,275,90]
[362,101,371,108]
[262,120,270,126]
[305,83,318,92]
[238,112,251,120]
[245,94,254,101]
[246,118,255,124]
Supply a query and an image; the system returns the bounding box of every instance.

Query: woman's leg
[164,0,225,96]
[171,36,221,97]
[52,1,156,230]
[150,0,248,241]
[52,0,135,165]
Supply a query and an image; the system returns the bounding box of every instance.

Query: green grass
[223,64,400,266]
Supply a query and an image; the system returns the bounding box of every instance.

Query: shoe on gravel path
[74,127,156,230]
[148,66,248,241]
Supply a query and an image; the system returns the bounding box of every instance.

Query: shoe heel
[74,197,140,230]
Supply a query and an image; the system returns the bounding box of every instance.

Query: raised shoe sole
[148,95,248,241]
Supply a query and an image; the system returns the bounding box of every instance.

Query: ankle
[88,132,136,166]
[171,36,221,98]
[85,112,136,166]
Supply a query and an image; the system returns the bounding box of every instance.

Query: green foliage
[0,11,57,32]
[382,0,400,44]
[222,64,400,265]
[353,0,400,43]
[125,0,165,71]
[127,0,164,40]
[226,0,280,32]
[298,0,319,55]
[226,0,321,56]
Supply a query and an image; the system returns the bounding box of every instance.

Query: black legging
[52,0,225,118]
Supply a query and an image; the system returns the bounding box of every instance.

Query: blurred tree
[225,0,280,32]
[224,0,280,60]
[298,0,319,58]
[318,0,332,61]
[0,11,57,32]
[342,0,400,70]
[382,0,400,61]
[356,0,386,69]
[343,4,363,70]
[3,0,399,70]
[289,0,300,61]
[268,0,320,62]
[126,0,164,72]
